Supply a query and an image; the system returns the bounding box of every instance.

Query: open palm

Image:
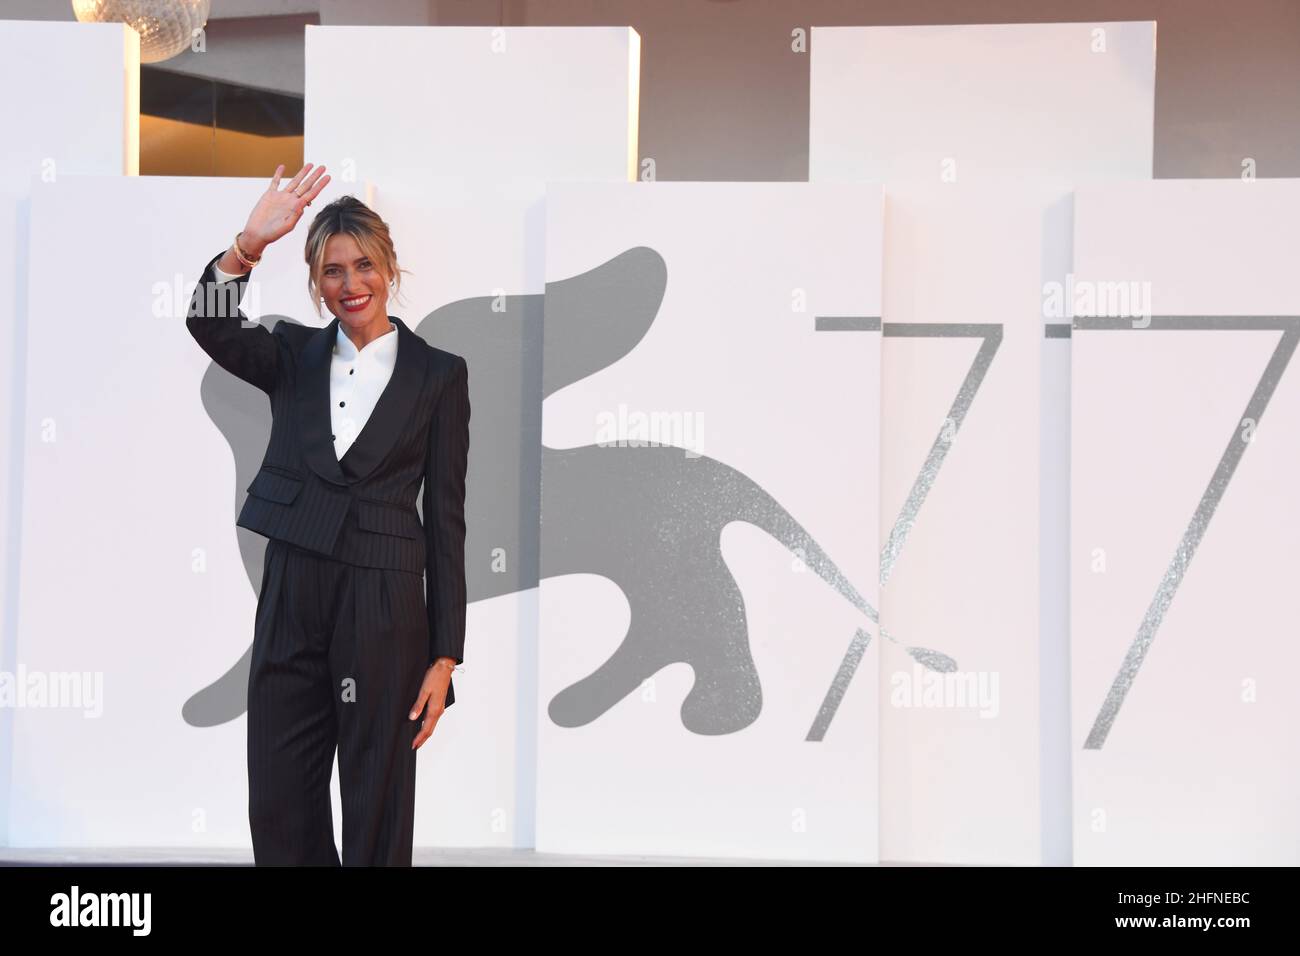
[242,163,331,251]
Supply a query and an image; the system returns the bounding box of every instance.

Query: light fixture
[71,0,210,64]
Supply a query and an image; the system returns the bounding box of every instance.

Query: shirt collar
[333,320,398,362]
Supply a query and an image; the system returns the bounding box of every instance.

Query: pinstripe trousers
[247,537,428,866]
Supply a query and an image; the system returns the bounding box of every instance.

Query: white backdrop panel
[1071,179,1300,865]
[305,25,639,848]
[811,21,1155,864]
[810,22,1154,184]
[0,19,138,844]
[305,25,638,187]
[875,182,1073,865]
[538,181,882,862]
[9,175,369,846]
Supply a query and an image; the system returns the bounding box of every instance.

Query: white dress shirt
[213,262,398,461]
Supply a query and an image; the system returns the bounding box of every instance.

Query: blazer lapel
[295,316,347,486]
[295,315,427,487]
[339,316,427,481]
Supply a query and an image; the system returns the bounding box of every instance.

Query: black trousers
[247,537,428,866]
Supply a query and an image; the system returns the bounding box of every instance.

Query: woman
[186,163,470,866]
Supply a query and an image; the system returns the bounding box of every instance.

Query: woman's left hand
[409,661,453,750]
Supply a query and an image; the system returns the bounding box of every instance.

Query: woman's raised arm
[186,164,331,394]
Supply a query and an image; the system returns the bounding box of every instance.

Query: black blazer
[186,249,470,705]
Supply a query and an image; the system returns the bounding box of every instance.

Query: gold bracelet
[233,231,262,268]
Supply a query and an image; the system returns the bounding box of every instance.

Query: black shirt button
[339,401,345,407]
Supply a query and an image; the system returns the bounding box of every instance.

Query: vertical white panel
[11,176,327,846]
[811,22,1155,863]
[304,25,639,849]
[0,20,139,846]
[306,25,638,188]
[538,182,882,862]
[1072,179,1300,865]
[811,22,1154,184]
[875,182,1072,865]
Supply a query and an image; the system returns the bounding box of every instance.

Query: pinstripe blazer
[186,249,470,701]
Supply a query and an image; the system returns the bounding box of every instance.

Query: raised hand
[239,163,331,256]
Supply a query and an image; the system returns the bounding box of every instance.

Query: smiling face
[318,232,390,333]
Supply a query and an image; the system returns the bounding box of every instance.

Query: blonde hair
[304,195,409,318]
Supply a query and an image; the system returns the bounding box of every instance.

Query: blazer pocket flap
[356,499,420,538]
[246,469,303,505]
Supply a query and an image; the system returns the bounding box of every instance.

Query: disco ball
[71,0,211,64]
